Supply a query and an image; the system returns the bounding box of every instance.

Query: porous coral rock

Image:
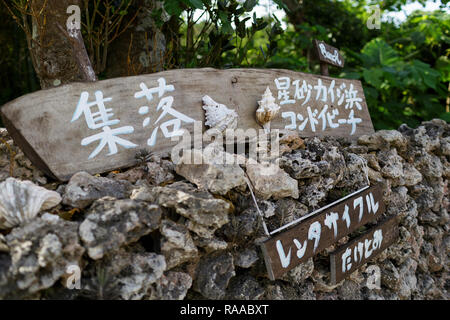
[160,219,198,269]
[79,197,161,259]
[63,171,131,209]
[193,252,235,300]
[153,182,231,238]
[175,149,247,195]
[246,161,299,200]
[150,271,193,300]
[225,275,265,300]
[116,252,166,300]
[233,247,259,269]
[0,213,84,298]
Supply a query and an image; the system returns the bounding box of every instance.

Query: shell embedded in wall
[202,95,238,133]
[0,178,62,230]
[256,87,280,133]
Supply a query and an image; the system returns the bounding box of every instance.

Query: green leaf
[186,0,204,9]
[272,0,289,10]
[360,38,400,67]
[164,0,183,16]
[218,11,233,34]
[439,112,450,123]
[244,0,258,12]
[363,68,384,88]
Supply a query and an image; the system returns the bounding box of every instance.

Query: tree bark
[281,0,305,28]
[105,0,167,78]
[29,0,96,89]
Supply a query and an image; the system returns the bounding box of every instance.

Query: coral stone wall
[0,119,448,300]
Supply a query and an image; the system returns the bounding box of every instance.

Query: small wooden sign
[260,184,385,280]
[330,215,399,284]
[313,40,345,68]
[313,40,344,76]
[1,68,374,181]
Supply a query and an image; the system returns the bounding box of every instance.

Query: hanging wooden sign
[260,184,385,280]
[0,68,374,181]
[330,215,399,284]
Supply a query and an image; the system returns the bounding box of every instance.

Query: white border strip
[269,185,370,236]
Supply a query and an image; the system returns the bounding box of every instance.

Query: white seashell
[202,95,238,133]
[0,178,62,229]
[256,87,281,133]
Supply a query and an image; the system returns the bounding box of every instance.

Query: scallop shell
[0,178,62,229]
[202,95,238,133]
[256,87,280,133]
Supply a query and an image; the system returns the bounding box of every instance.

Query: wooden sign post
[260,184,385,280]
[313,40,345,76]
[330,216,399,284]
[1,68,374,181]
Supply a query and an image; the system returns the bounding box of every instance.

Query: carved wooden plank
[0,68,374,181]
[330,216,399,285]
[313,40,345,69]
[260,184,385,280]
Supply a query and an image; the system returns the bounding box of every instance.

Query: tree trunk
[29,0,96,89]
[281,0,305,29]
[281,0,317,69]
[105,0,167,78]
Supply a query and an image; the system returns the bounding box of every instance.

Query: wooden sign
[330,216,399,284]
[260,184,385,280]
[313,40,344,76]
[0,68,374,181]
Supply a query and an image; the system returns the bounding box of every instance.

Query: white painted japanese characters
[275,77,363,135]
[260,184,385,280]
[330,216,399,284]
[0,68,374,181]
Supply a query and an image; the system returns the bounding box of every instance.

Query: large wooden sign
[260,184,385,280]
[1,68,374,181]
[330,216,399,284]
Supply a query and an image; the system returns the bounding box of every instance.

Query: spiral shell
[202,95,238,133]
[0,178,61,229]
[256,87,280,133]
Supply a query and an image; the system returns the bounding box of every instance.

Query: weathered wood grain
[1,68,374,181]
[260,184,385,280]
[330,215,399,284]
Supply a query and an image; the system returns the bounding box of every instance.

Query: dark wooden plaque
[313,40,345,68]
[260,184,385,280]
[330,215,399,284]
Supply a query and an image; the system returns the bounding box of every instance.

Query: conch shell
[256,87,280,133]
[202,95,238,133]
[0,178,62,229]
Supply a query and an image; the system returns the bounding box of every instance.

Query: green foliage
[161,0,281,68]
[0,3,39,124]
[347,38,444,129]
[340,10,449,129]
